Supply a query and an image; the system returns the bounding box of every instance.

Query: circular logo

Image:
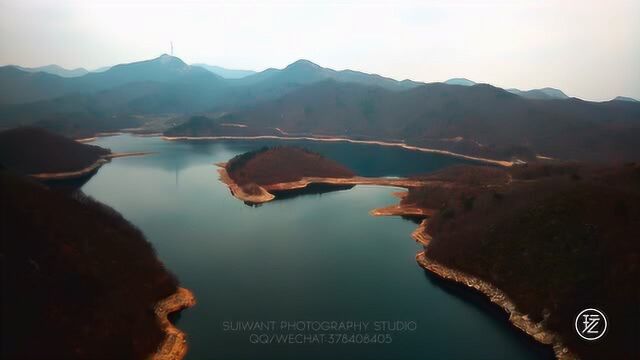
[574,308,607,341]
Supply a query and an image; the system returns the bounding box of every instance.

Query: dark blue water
[81,135,552,360]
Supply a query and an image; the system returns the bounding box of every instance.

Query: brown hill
[0,170,178,359]
[0,126,110,174]
[226,146,355,186]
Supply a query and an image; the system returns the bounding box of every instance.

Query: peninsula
[0,126,151,180]
[219,146,355,203]
[219,146,456,204]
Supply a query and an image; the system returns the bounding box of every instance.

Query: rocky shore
[151,287,196,360]
[380,202,576,360]
[415,251,575,360]
[217,164,275,203]
[217,162,445,205]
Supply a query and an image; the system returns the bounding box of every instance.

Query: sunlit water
[82,135,552,360]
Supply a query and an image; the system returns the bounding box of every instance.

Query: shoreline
[30,152,153,180]
[216,167,573,359]
[374,203,575,360]
[165,134,515,167]
[75,132,164,143]
[415,249,574,359]
[151,287,196,360]
[216,162,447,205]
[217,164,275,203]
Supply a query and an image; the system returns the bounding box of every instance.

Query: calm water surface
[82,135,552,360]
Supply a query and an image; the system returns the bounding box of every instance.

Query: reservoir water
[82,135,552,360]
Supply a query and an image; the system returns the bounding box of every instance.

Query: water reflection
[80,135,552,360]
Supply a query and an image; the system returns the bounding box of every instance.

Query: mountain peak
[613,96,638,102]
[153,53,186,66]
[444,78,476,86]
[538,87,568,99]
[285,59,322,70]
[507,87,568,100]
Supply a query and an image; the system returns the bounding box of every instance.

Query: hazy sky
[1,0,638,100]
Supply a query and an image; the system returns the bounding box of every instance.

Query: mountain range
[192,64,256,79]
[443,78,571,100]
[614,96,639,102]
[1,54,639,162]
[10,64,90,78]
[168,79,639,162]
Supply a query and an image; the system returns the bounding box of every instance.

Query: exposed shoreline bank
[217,164,275,203]
[415,250,573,359]
[151,287,196,360]
[76,132,164,143]
[216,164,572,359]
[216,162,447,205]
[374,200,574,360]
[165,134,515,167]
[29,152,153,180]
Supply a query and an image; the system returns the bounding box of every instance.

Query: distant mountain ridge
[193,64,256,79]
[75,54,221,89]
[167,79,640,162]
[1,55,631,105]
[235,59,424,91]
[444,78,476,86]
[10,64,89,78]
[507,87,569,100]
[444,78,570,100]
[0,54,224,106]
[1,54,640,163]
[613,96,638,102]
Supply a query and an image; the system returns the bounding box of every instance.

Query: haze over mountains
[443,78,571,100]
[10,64,90,78]
[614,96,639,102]
[192,64,256,79]
[1,54,639,162]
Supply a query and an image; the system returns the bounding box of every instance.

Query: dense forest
[402,163,640,359]
[0,170,178,359]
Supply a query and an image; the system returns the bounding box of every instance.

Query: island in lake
[219,146,640,360]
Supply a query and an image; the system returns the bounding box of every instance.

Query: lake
[81,134,552,360]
